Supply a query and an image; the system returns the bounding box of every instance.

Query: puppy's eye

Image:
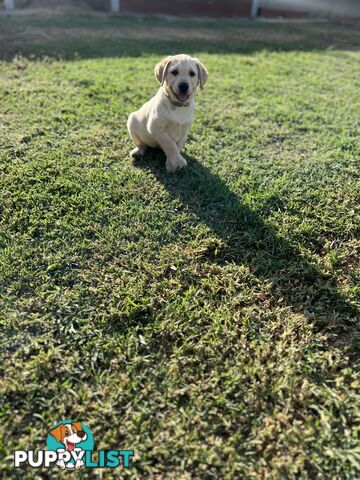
[189,71,196,77]
[65,430,69,435]
[171,69,179,76]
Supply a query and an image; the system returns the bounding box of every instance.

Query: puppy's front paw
[166,155,187,173]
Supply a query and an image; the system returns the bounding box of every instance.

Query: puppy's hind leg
[130,144,147,160]
[127,113,147,160]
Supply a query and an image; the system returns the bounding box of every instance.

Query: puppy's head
[155,54,208,104]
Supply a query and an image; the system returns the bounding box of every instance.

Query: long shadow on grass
[134,151,358,353]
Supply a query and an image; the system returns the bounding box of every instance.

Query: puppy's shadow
[133,150,358,353]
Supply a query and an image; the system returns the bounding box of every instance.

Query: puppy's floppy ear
[195,59,208,89]
[154,56,172,85]
[71,422,82,432]
[49,425,64,443]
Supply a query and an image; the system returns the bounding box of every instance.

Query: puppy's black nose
[179,82,189,93]
[77,430,86,438]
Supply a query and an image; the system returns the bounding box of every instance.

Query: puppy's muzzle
[178,82,189,93]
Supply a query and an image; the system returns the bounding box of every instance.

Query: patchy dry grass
[0,13,359,480]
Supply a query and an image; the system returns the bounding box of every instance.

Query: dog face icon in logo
[50,421,86,451]
[47,420,94,469]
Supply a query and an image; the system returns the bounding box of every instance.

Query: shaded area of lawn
[135,152,358,351]
[0,14,360,60]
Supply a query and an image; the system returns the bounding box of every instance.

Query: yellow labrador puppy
[127,54,208,172]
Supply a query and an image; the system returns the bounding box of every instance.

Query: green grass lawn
[0,12,359,479]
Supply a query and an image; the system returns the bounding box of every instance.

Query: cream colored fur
[127,54,208,172]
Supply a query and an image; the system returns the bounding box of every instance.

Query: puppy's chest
[167,109,193,141]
